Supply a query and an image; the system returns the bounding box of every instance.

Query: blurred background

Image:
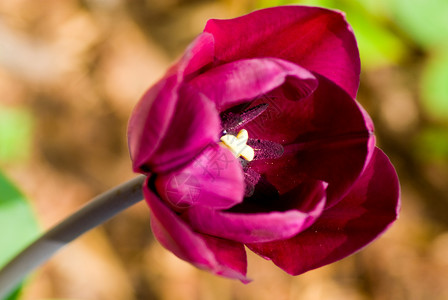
[1,0,448,299]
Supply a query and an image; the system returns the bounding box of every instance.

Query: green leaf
[0,172,40,299]
[386,0,448,47]
[414,127,448,162]
[4,286,22,300]
[421,50,448,120]
[343,3,407,68]
[0,107,33,164]
[255,0,301,8]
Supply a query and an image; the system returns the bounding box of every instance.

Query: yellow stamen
[220,129,255,161]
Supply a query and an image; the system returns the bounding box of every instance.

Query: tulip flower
[128,5,400,282]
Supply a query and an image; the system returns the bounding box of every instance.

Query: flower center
[220,129,255,161]
[219,102,285,197]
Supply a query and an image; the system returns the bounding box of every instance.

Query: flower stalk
[0,175,145,299]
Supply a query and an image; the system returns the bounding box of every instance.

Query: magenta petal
[128,74,178,173]
[200,234,250,283]
[247,74,374,207]
[185,180,327,243]
[155,86,222,174]
[186,209,317,244]
[189,58,317,111]
[205,6,360,98]
[247,148,400,275]
[144,181,249,282]
[128,33,218,174]
[181,32,215,76]
[155,144,245,210]
[129,79,221,172]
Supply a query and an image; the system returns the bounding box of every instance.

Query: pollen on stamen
[220,129,255,161]
[220,103,269,131]
[248,138,284,160]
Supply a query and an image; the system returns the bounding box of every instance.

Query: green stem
[0,175,146,299]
